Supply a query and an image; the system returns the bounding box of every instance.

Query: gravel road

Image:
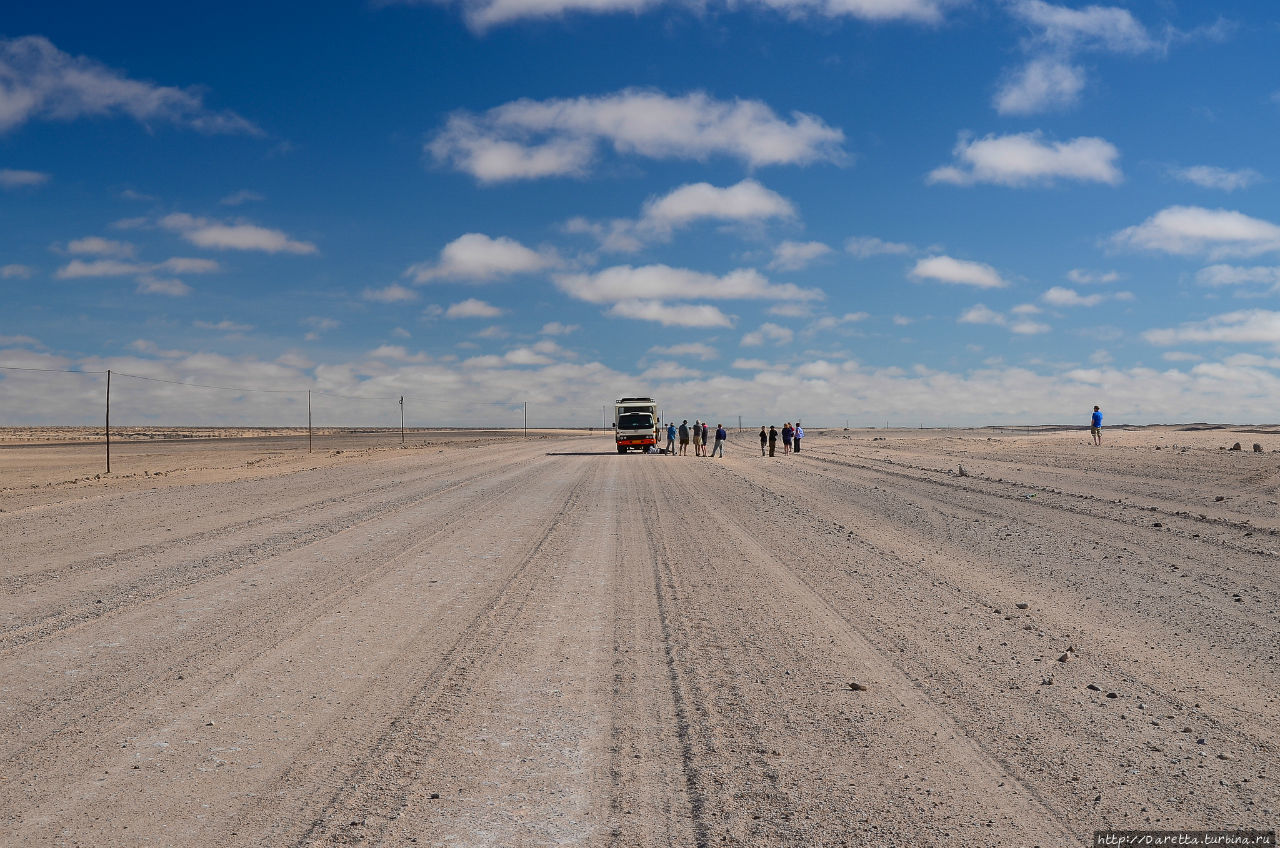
[2,430,1275,846]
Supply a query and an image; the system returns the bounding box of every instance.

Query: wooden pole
[307,390,312,453]
[105,369,111,473]
[400,396,405,444]
[523,401,527,438]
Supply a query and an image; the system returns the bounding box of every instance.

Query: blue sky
[3,0,1280,427]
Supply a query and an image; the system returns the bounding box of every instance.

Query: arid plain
[1,426,1276,847]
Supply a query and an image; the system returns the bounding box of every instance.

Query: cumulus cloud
[1,264,33,278]
[407,233,556,283]
[160,213,317,254]
[539,321,579,335]
[1112,206,1280,259]
[66,236,135,257]
[845,235,912,258]
[135,276,192,296]
[0,36,259,135]
[958,304,1049,335]
[363,284,419,303]
[768,302,815,318]
[928,131,1121,187]
[368,345,429,363]
[54,259,148,279]
[644,179,795,229]
[607,300,733,328]
[741,322,794,346]
[1194,265,1280,288]
[445,298,504,318]
[194,319,252,333]
[1067,268,1122,284]
[807,312,868,334]
[427,89,845,182]
[993,58,1086,115]
[768,240,831,271]
[54,255,219,280]
[1009,0,1160,54]
[1143,310,1280,348]
[391,0,949,33]
[910,256,1007,289]
[1170,165,1263,192]
[554,264,822,304]
[653,342,717,360]
[1041,286,1133,307]
[0,168,50,188]
[220,189,265,206]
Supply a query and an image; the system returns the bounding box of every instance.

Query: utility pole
[400,396,405,445]
[738,415,742,431]
[307,390,312,453]
[523,401,527,438]
[105,369,111,473]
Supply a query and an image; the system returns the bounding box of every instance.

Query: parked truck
[613,397,660,454]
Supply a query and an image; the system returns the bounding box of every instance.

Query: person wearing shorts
[678,420,690,455]
[692,420,703,456]
[1090,406,1102,446]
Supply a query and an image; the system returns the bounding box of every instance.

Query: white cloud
[157,257,219,274]
[220,189,265,206]
[363,284,419,303]
[644,179,795,229]
[0,168,50,188]
[1067,268,1121,284]
[391,327,411,339]
[1010,319,1051,335]
[845,235,912,258]
[653,342,717,360]
[929,131,1121,187]
[1009,0,1159,54]
[135,276,192,296]
[302,317,340,341]
[768,240,831,271]
[446,298,504,318]
[428,89,845,182]
[958,304,1006,326]
[993,58,1086,115]
[1043,286,1104,307]
[407,233,555,283]
[959,304,1050,335]
[608,300,733,328]
[1112,206,1280,259]
[0,36,259,135]
[369,345,429,363]
[910,256,1007,289]
[1,264,33,278]
[539,321,579,336]
[1195,265,1280,288]
[159,213,316,254]
[474,325,509,339]
[54,259,148,279]
[1170,165,1263,192]
[194,319,252,333]
[555,264,822,304]
[401,0,949,33]
[808,312,868,333]
[1144,310,1280,347]
[562,217,644,254]
[892,314,914,326]
[1162,351,1202,362]
[768,302,815,318]
[741,322,794,346]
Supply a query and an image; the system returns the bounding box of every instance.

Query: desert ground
[1,425,1276,847]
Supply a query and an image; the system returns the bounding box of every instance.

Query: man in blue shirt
[666,422,677,455]
[1090,406,1102,446]
[711,424,727,457]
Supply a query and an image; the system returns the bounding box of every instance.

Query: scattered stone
[205,721,215,726]
[1057,653,1070,663]
[429,793,440,800]
[957,464,968,477]
[1015,602,1029,610]
[1106,692,1119,699]
[1255,443,1264,452]
[1197,738,1206,745]
[1087,684,1102,691]
[1218,753,1234,761]
[1215,496,1226,502]
[1041,676,1054,685]
[1153,522,1163,528]
[1230,443,1242,451]
[848,682,868,692]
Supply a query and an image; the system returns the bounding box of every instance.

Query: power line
[0,364,108,375]
[112,371,305,394]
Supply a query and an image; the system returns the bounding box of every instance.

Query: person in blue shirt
[1090,405,1103,446]
[793,421,804,453]
[711,424,727,457]
[666,422,677,455]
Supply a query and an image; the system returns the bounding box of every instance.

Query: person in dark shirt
[712,424,726,457]
[782,422,793,454]
[759,426,767,456]
[768,426,778,457]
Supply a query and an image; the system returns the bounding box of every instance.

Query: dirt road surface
[2,429,1276,846]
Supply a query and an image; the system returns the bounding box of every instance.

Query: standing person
[1090,405,1103,446]
[793,420,803,453]
[701,422,710,457]
[692,420,703,457]
[712,423,726,458]
[666,421,677,455]
[759,425,767,456]
[782,422,793,454]
[768,425,778,457]
[678,419,690,455]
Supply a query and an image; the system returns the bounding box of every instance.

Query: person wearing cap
[759,425,767,456]
[1090,405,1103,446]
[768,425,778,457]
[678,420,690,455]
[711,423,727,457]
[665,421,677,455]
[793,420,804,453]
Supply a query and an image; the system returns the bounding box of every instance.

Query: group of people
[658,419,804,458]
[665,420,727,457]
[759,422,802,456]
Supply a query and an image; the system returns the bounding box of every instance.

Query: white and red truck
[613,397,660,454]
